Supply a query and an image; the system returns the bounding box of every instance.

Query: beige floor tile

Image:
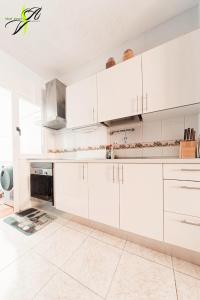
[65,220,93,235]
[24,220,62,248]
[55,216,70,226]
[34,226,87,267]
[35,270,102,300]
[0,223,30,271]
[90,229,126,249]
[173,257,200,280]
[175,272,200,300]
[62,237,121,298]
[125,240,172,267]
[0,218,26,237]
[0,218,63,250]
[0,251,57,300]
[107,251,177,300]
[0,204,13,218]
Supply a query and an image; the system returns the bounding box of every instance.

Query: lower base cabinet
[54,163,89,218]
[52,161,200,252]
[88,163,119,228]
[164,212,200,253]
[120,164,163,241]
[54,162,163,241]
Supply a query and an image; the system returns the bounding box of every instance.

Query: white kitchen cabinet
[142,29,200,113]
[164,180,200,218]
[163,164,200,181]
[97,56,142,122]
[54,163,88,218]
[17,159,31,211]
[165,212,200,253]
[67,75,98,128]
[120,164,163,241]
[88,163,119,228]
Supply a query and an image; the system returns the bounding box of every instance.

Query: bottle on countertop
[106,144,114,159]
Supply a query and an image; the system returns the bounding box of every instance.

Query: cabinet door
[164,180,200,218]
[67,75,97,128]
[54,163,88,218]
[120,164,163,241]
[97,56,142,122]
[165,212,200,253]
[18,159,31,211]
[88,163,119,227]
[142,29,200,113]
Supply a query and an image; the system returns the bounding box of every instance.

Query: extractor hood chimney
[43,79,66,130]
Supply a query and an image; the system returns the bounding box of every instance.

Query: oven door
[30,174,53,204]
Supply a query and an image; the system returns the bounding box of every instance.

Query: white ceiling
[0,0,198,79]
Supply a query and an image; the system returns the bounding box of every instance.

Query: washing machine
[0,165,13,205]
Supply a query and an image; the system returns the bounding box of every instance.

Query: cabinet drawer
[164,212,200,252]
[164,180,200,217]
[164,164,200,181]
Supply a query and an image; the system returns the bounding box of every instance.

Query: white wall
[0,48,46,211]
[52,125,108,159]
[0,48,57,158]
[0,48,46,159]
[49,112,199,159]
[0,48,44,105]
[59,5,199,84]
[110,113,199,158]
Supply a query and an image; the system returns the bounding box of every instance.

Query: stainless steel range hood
[43,79,66,130]
[101,114,143,127]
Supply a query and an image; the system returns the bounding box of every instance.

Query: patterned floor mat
[3,208,56,235]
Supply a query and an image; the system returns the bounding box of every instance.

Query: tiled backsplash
[46,113,199,159]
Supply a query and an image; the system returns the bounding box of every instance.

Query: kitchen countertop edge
[26,158,200,164]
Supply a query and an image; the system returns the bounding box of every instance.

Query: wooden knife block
[179,141,197,158]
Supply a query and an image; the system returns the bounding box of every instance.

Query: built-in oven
[30,162,54,205]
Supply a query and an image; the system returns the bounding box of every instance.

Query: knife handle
[184,129,187,141]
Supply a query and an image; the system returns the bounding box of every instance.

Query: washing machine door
[0,166,13,191]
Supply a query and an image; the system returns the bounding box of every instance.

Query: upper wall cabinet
[142,29,200,113]
[97,55,142,122]
[66,75,98,128]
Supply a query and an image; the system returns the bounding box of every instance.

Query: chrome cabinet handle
[136,96,139,113]
[113,164,115,183]
[118,165,120,183]
[180,169,200,172]
[180,186,200,190]
[122,165,124,184]
[180,219,200,227]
